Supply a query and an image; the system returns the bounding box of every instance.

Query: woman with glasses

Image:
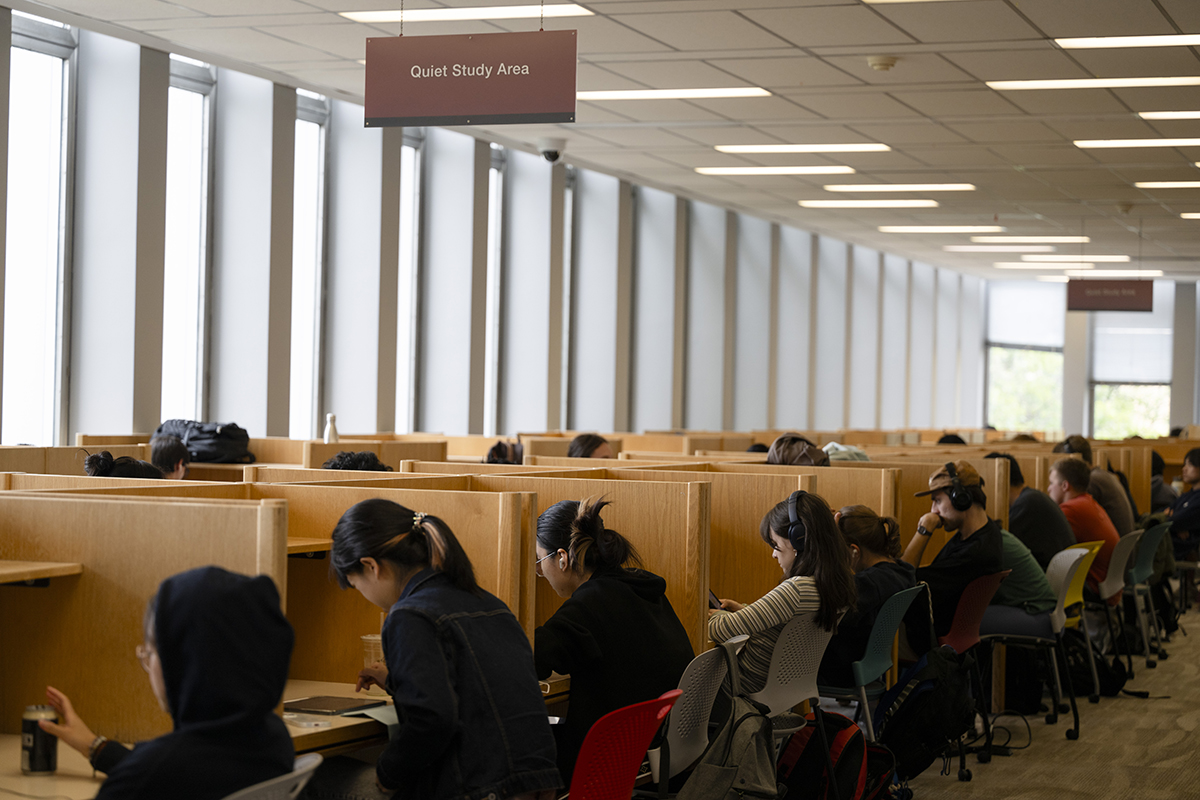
[533,497,693,785]
[37,566,295,799]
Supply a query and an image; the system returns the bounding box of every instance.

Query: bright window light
[717,143,890,153]
[879,225,1005,233]
[801,199,938,208]
[823,183,974,192]
[1066,269,1163,277]
[972,235,1089,243]
[579,88,768,101]
[1037,276,1070,282]
[1139,111,1200,120]
[694,166,856,175]
[1135,181,1200,188]
[1075,137,1200,148]
[342,4,593,22]
[1022,254,1130,262]
[290,119,325,440]
[1056,34,1200,49]
[944,245,1056,252]
[989,77,1200,91]
[994,262,1093,269]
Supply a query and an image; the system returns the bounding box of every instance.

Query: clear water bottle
[324,413,339,444]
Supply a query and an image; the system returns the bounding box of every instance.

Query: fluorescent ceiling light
[799,199,939,208]
[864,0,964,3]
[1075,137,1200,148]
[1182,212,1200,219]
[943,245,1056,253]
[694,166,855,176]
[1135,181,1200,188]
[1021,254,1130,262]
[1139,111,1200,120]
[1056,34,1200,49]
[971,235,1089,243]
[1065,269,1163,278]
[716,143,891,153]
[1036,276,1071,282]
[989,77,1200,91]
[342,4,592,22]
[994,262,1094,269]
[579,88,770,100]
[879,226,1005,233]
[823,183,975,192]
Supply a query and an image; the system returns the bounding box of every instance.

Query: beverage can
[21,705,58,774]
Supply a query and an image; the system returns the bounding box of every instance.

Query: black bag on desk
[156,419,256,464]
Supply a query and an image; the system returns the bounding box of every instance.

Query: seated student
[1048,457,1120,597]
[1053,435,1136,536]
[937,433,967,445]
[818,505,915,687]
[485,440,523,464]
[39,566,294,799]
[985,452,1074,570]
[306,499,560,800]
[900,462,1003,643]
[709,490,856,694]
[321,450,393,471]
[84,450,163,479]
[746,443,770,453]
[1168,448,1200,560]
[567,433,612,459]
[150,434,190,479]
[766,432,829,467]
[534,498,693,784]
[1151,450,1180,513]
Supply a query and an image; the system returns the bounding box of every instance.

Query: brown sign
[365,30,577,127]
[1066,279,1154,311]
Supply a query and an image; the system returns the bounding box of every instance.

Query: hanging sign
[364,30,577,127]
[1067,279,1154,311]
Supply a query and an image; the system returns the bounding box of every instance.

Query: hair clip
[413,512,427,523]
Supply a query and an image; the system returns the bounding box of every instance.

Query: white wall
[934,270,960,427]
[879,255,909,429]
[959,275,984,428]
[733,214,771,431]
[685,200,728,430]
[848,246,880,429]
[630,185,678,432]
[813,236,848,430]
[908,261,936,428]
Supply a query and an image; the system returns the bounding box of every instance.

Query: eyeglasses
[135,643,155,672]
[534,552,555,577]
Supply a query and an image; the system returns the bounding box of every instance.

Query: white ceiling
[24,0,1200,279]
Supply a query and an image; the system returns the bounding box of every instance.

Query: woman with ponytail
[534,497,694,784]
[816,505,916,686]
[307,499,561,800]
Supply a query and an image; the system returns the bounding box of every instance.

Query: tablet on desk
[283,696,387,716]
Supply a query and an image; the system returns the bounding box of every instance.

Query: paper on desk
[346,704,400,727]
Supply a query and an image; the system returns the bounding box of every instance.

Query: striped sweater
[707,576,821,694]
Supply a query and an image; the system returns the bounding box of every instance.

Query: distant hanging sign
[1067,279,1154,312]
[364,30,577,127]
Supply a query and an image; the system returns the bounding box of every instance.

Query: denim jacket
[378,568,562,800]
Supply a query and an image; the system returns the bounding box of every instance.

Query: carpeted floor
[905,602,1199,800]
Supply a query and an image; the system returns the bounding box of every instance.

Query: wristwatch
[916,525,932,537]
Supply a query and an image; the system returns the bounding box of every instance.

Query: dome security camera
[536,137,566,164]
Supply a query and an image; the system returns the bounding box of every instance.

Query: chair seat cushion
[979,605,1054,640]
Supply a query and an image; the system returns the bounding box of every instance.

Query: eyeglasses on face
[534,552,555,577]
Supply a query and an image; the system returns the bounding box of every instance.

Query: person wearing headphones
[900,461,1003,642]
[708,491,857,694]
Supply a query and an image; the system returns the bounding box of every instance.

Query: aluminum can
[21,705,57,774]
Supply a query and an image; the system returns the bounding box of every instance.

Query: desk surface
[0,734,101,800]
[0,560,84,584]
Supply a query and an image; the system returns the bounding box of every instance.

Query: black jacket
[534,568,694,784]
[95,567,295,800]
[916,518,1004,638]
[818,560,916,687]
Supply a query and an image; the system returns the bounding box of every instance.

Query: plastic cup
[361,634,387,696]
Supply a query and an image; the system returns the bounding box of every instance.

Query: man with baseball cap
[901,461,1003,643]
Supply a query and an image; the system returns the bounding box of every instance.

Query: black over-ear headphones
[944,462,973,512]
[786,490,808,551]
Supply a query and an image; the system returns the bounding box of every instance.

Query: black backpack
[1060,628,1133,698]
[156,420,256,464]
[872,646,976,781]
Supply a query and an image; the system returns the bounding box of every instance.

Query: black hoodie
[93,566,295,800]
[534,567,694,785]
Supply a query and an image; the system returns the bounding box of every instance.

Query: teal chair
[818,584,926,741]
[1125,522,1172,669]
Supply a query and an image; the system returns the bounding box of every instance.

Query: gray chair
[222,753,323,800]
[1090,530,1142,678]
[1125,522,1171,669]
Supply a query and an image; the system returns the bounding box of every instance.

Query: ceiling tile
[129,13,340,30]
[987,145,1098,166]
[942,49,1091,82]
[687,95,819,121]
[902,145,1017,167]
[574,103,638,124]
[869,0,1041,43]
[589,0,829,11]
[600,59,753,89]
[1014,0,1177,37]
[571,126,696,148]
[890,89,1023,117]
[999,88,1130,115]
[606,11,793,50]
[1083,146,1200,165]
[847,122,969,144]
[790,92,924,119]
[286,65,364,93]
[173,0,313,13]
[155,26,339,62]
[1110,86,1200,111]
[946,121,1065,143]
[706,57,861,90]
[492,16,673,55]
[660,125,786,146]
[579,98,725,122]
[1157,0,1200,30]
[53,0,198,21]
[820,53,974,85]
[256,22,384,60]
[575,63,645,92]
[1068,48,1200,79]
[739,6,915,48]
[1043,118,1161,141]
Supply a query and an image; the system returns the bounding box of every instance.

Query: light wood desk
[0,560,84,585]
[0,734,101,799]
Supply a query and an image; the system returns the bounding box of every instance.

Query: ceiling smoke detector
[868,56,898,72]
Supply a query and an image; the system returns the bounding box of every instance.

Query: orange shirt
[1059,493,1120,595]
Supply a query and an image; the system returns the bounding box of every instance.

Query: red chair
[567,689,683,800]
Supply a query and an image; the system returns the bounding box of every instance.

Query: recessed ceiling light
[694,166,856,175]
[1065,269,1163,278]
[1036,276,1071,282]
[823,183,975,192]
[994,262,1093,269]
[1182,212,1200,219]
[579,88,770,100]
[1139,111,1200,120]
[944,245,1056,253]
[800,199,939,208]
[879,225,1005,233]
[989,77,1200,91]
[971,235,1090,243]
[1135,181,1200,188]
[1056,34,1200,49]
[716,143,891,153]
[342,4,592,22]
[1075,137,1200,148]
[1021,254,1130,262]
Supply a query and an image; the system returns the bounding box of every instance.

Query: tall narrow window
[984,281,1065,432]
[482,146,504,436]
[290,94,327,439]
[160,65,211,422]
[3,42,68,445]
[1091,280,1173,439]
[395,140,420,433]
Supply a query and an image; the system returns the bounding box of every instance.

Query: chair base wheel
[1088,695,1100,704]
[1158,651,1168,660]
[976,752,991,764]
[1045,713,1057,725]
[1146,660,1157,669]
[958,769,972,782]
[1058,702,1070,713]
[1066,729,1079,740]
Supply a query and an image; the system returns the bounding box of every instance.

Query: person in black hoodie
[39,566,294,800]
[534,497,694,785]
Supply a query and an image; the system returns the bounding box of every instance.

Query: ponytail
[83,450,164,479]
[836,504,903,559]
[537,496,641,574]
[331,499,480,595]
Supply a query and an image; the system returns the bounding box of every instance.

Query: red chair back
[938,570,1011,653]
[568,689,682,800]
